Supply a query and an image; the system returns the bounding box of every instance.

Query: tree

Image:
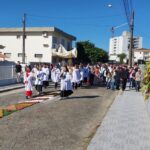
[117,53,126,64]
[76,41,108,64]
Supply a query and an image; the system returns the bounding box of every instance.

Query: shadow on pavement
[62,95,100,100]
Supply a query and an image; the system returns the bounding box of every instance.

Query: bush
[142,66,150,100]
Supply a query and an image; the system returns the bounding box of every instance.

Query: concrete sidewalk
[88,89,150,150]
[0,83,24,93]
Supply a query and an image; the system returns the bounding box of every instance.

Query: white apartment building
[0,27,76,64]
[134,48,150,62]
[109,31,143,61]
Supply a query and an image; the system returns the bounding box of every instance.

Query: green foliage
[142,66,150,100]
[76,41,108,64]
[146,62,150,68]
[117,53,126,64]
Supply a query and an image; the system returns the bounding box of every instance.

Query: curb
[0,85,24,93]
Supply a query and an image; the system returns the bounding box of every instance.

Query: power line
[129,0,133,12]
[27,13,124,21]
[122,0,131,26]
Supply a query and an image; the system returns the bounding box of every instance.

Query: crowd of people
[15,61,143,100]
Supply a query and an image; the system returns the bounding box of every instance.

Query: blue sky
[0,0,150,51]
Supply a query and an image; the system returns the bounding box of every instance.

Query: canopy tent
[52,44,77,59]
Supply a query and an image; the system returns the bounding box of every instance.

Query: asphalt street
[0,84,118,150]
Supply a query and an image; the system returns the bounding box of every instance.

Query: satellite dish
[108,4,112,8]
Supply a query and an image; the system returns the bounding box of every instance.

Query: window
[128,44,130,49]
[16,35,21,39]
[61,39,65,46]
[67,42,71,50]
[53,37,58,43]
[18,53,23,57]
[52,37,58,49]
[43,44,49,47]
[35,54,43,58]
[4,53,11,58]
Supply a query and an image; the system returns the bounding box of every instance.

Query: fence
[0,65,16,80]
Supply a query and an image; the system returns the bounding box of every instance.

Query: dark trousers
[132,79,135,88]
[55,82,58,89]
[43,81,49,88]
[80,80,83,87]
[60,90,73,97]
[116,80,120,90]
[72,82,78,89]
[122,79,127,91]
[135,81,140,91]
[35,85,42,93]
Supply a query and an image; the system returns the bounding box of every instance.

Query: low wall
[0,78,17,86]
[0,65,17,86]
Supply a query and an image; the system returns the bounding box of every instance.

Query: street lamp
[107,3,134,67]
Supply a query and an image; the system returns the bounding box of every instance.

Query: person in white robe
[42,64,50,88]
[60,66,73,99]
[72,65,81,89]
[35,66,44,95]
[79,65,84,87]
[24,66,35,99]
[51,65,61,89]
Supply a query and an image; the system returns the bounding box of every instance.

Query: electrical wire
[27,13,124,21]
[122,0,133,27]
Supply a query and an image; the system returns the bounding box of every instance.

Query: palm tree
[117,53,126,64]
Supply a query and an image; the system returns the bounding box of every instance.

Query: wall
[0,65,17,86]
[0,31,73,64]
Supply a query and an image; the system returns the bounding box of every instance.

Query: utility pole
[22,13,26,64]
[129,11,134,67]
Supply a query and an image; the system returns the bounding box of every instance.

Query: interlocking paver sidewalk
[88,89,150,150]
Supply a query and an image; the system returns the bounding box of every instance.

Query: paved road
[0,84,118,150]
[0,83,56,106]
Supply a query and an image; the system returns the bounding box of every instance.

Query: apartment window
[16,35,21,39]
[43,44,49,47]
[35,54,43,58]
[18,53,23,57]
[61,39,65,46]
[67,42,71,50]
[53,37,58,43]
[4,53,11,58]
[128,44,130,49]
[52,37,58,49]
